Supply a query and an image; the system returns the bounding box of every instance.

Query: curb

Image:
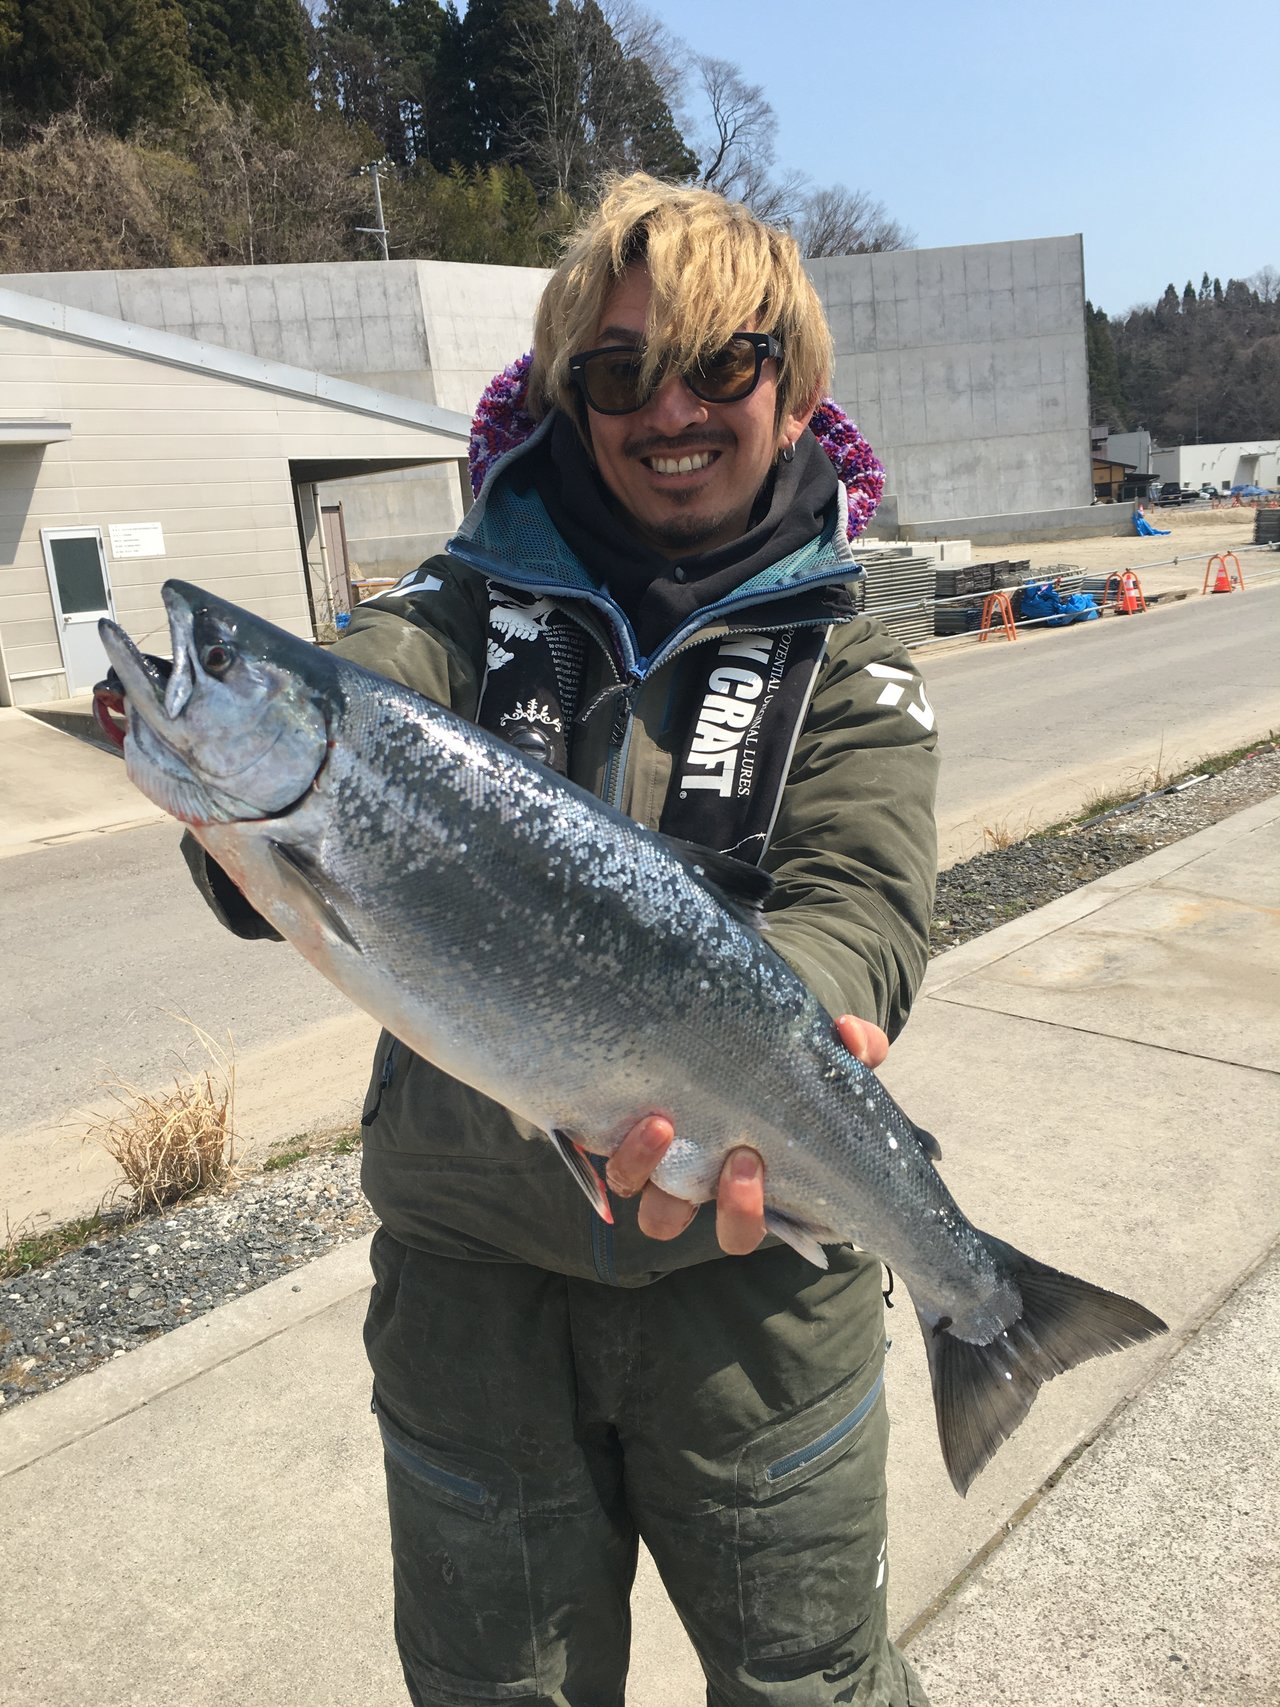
[0,1233,374,1478]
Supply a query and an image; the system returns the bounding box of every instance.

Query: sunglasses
[568,332,782,416]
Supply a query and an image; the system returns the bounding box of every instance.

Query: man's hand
[606,1014,890,1254]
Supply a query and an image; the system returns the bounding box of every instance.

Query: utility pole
[356,161,390,261]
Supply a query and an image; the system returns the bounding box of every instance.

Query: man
[193,173,937,1704]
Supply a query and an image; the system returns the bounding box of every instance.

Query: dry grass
[981,811,1034,852]
[83,1025,241,1216]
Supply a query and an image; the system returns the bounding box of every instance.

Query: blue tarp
[1018,582,1100,628]
[1134,512,1170,536]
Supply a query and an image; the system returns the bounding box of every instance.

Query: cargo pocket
[734,1361,889,1672]
[374,1392,539,1702]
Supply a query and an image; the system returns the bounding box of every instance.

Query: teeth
[649,452,714,475]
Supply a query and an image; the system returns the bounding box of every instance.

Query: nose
[641,368,711,436]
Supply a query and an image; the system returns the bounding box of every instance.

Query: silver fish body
[100,581,1166,1494]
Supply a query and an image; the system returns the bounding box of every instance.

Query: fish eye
[201,642,235,676]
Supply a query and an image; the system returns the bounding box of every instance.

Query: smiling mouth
[643,450,718,476]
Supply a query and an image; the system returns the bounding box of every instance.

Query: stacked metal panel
[855,546,937,645]
[932,560,1031,635]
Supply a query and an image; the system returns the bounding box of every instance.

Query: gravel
[2,745,1276,1413]
[1,1152,375,1409]
[932,743,1279,952]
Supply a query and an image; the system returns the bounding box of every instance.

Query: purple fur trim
[468,352,884,538]
[469,352,537,497]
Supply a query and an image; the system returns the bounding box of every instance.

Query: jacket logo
[500,697,563,733]
[681,634,789,798]
[864,662,935,732]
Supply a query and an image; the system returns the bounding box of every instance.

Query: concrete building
[0,286,470,708]
[4,261,551,583]
[8,236,1104,551]
[1151,439,1280,494]
[810,236,1100,541]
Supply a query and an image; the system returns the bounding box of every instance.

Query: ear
[777,387,819,454]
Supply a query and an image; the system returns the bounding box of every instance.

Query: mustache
[625,430,733,459]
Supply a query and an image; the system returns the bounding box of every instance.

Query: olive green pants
[364,1229,928,1707]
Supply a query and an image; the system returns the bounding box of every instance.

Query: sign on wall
[108,522,166,559]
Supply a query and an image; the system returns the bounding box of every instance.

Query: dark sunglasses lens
[583,350,645,413]
[692,338,761,401]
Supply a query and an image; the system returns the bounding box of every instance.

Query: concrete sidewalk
[1,798,1277,1705]
[0,704,163,860]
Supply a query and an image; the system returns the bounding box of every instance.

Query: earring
[779,442,795,464]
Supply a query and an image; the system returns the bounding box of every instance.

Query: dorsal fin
[665,837,774,929]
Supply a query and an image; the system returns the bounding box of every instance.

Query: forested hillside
[1088,272,1280,446]
[0,0,910,271]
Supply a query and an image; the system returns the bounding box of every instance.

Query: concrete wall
[0,308,467,706]
[4,262,440,403]
[895,501,1137,545]
[807,236,1091,525]
[7,240,1091,540]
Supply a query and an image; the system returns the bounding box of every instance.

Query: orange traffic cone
[1211,561,1232,593]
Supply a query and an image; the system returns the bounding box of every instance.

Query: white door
[41,528,116,695]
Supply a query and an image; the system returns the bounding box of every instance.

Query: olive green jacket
[325,426,939,1285]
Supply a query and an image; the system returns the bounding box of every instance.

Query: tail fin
[919,1237,1167,1496]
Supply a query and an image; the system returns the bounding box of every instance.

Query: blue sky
[635,0,1278,314]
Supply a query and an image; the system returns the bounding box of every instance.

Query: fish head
[99,580,337,827]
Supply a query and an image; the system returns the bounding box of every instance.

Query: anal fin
[550,1131,614,1224]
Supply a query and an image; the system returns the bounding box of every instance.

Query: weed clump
[84,1029,239,1215]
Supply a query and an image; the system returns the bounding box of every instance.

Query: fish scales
[264,675,976,1292]
[98,580,1167,1495]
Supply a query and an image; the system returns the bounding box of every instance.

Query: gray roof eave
[0,286,472,442]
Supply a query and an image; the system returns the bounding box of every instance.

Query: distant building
[1151,440,1280,493]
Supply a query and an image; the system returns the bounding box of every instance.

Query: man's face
[581,264,814,559]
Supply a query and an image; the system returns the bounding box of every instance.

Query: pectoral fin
[550,1131,614,1224]
[267,839,359,950]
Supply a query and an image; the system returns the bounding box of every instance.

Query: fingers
[715,1147,766,1256]
[637,1183,698,1241]
[836,1012,890,1070]
[606,1114,675,1199]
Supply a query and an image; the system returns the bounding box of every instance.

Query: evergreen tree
[179,0,308,110]
[0,0,21,58]
[98,0,192,130]
[464,0,552,166]
[421,2,474,169]
[1085,301,1128,430]
[4,0,110,121]
[397,0,446,162]
[319,0,408,162]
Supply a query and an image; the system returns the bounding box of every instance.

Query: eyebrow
[595,326,644,347]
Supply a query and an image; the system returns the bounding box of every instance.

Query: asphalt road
[3,580,1278,1149]
[2,821,352,1138]
[921,578,1280,862]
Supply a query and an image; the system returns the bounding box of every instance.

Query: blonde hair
[531,174,832,428]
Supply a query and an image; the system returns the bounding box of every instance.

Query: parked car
[1154,482,1199,506]
[1200,484,1221,500]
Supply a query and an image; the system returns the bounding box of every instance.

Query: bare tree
[793,183,914,257]
[509,0,694,200]
[692,54,776,196]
